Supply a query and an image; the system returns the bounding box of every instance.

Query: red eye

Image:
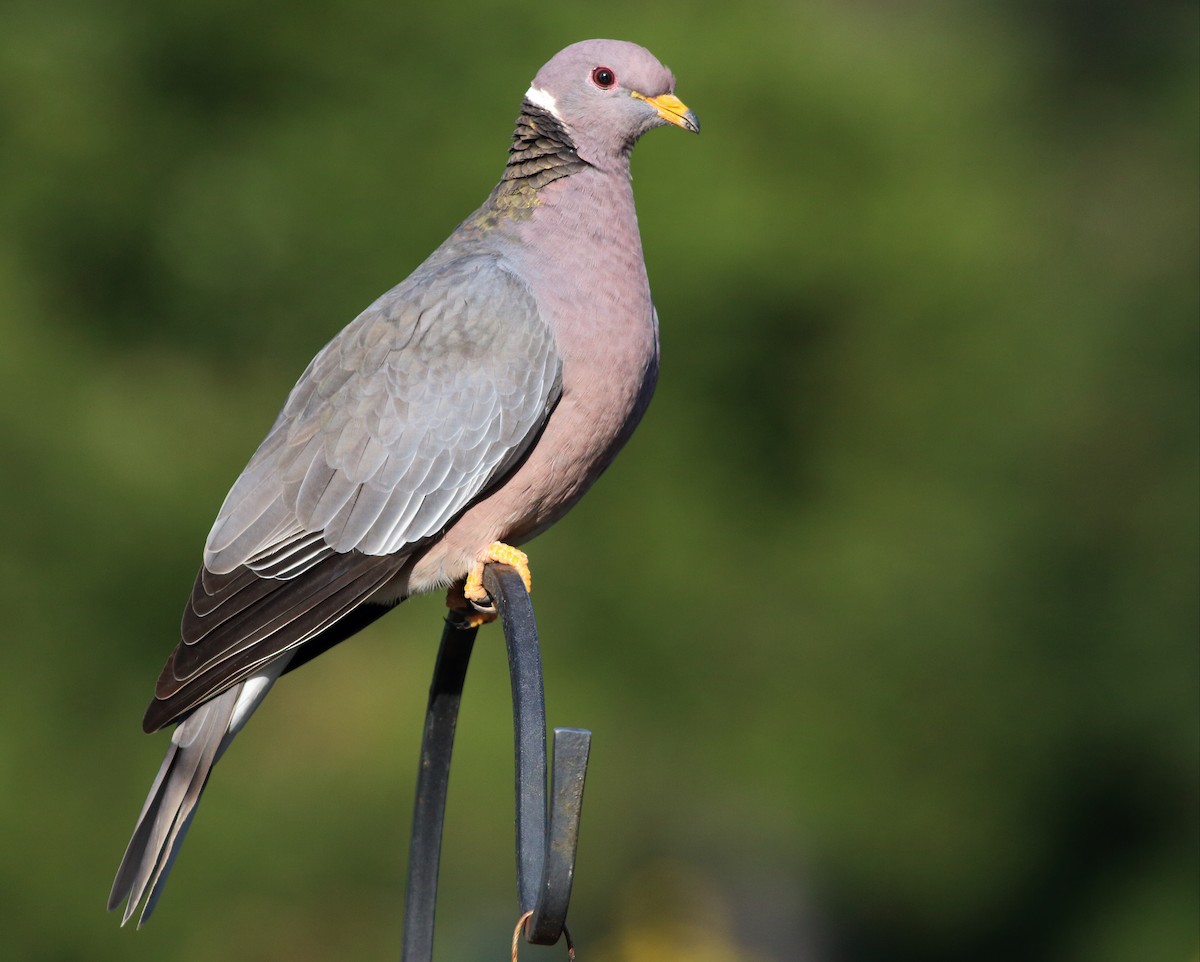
[591,66,616,89]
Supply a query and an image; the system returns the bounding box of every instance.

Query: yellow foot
[465,542,531,605]
[445,542,532,629]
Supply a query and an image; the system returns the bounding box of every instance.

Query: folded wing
[143,253,562,731]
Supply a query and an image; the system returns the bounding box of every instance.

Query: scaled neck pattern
[476,102,592,224]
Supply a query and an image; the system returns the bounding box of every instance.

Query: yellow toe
[464,542,531,604]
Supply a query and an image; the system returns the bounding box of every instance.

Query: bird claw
[445,583,494,629]
[445,542,531,629]
[464,542,531,604]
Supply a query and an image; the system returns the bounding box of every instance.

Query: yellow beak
[631,91,701,133]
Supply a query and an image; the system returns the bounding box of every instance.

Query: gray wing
[144,253,562,730]
[209,251,561,571]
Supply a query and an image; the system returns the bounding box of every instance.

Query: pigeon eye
[591,66,616,89]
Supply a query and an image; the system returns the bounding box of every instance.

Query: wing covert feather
[206,252,562,570]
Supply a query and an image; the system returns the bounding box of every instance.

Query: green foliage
[1,2,1195,960]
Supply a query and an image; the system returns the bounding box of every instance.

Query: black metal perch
[401,563,590,960]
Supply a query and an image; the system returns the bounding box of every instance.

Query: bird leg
[445,542,532,628]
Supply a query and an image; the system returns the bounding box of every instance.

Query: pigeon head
[524,40,699,169]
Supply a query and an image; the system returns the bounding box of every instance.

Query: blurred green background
[1,1,1196,960]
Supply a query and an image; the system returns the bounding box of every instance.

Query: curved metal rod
[400,563,590,961]
[526,726,590,943]
[400,619,477,961]
[483,564,591,946]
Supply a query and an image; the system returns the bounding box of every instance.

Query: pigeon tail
[108,664,283,925]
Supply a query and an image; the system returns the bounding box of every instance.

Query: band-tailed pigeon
[108,39,698,926]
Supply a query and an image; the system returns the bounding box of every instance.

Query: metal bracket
[400,564,591,960]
